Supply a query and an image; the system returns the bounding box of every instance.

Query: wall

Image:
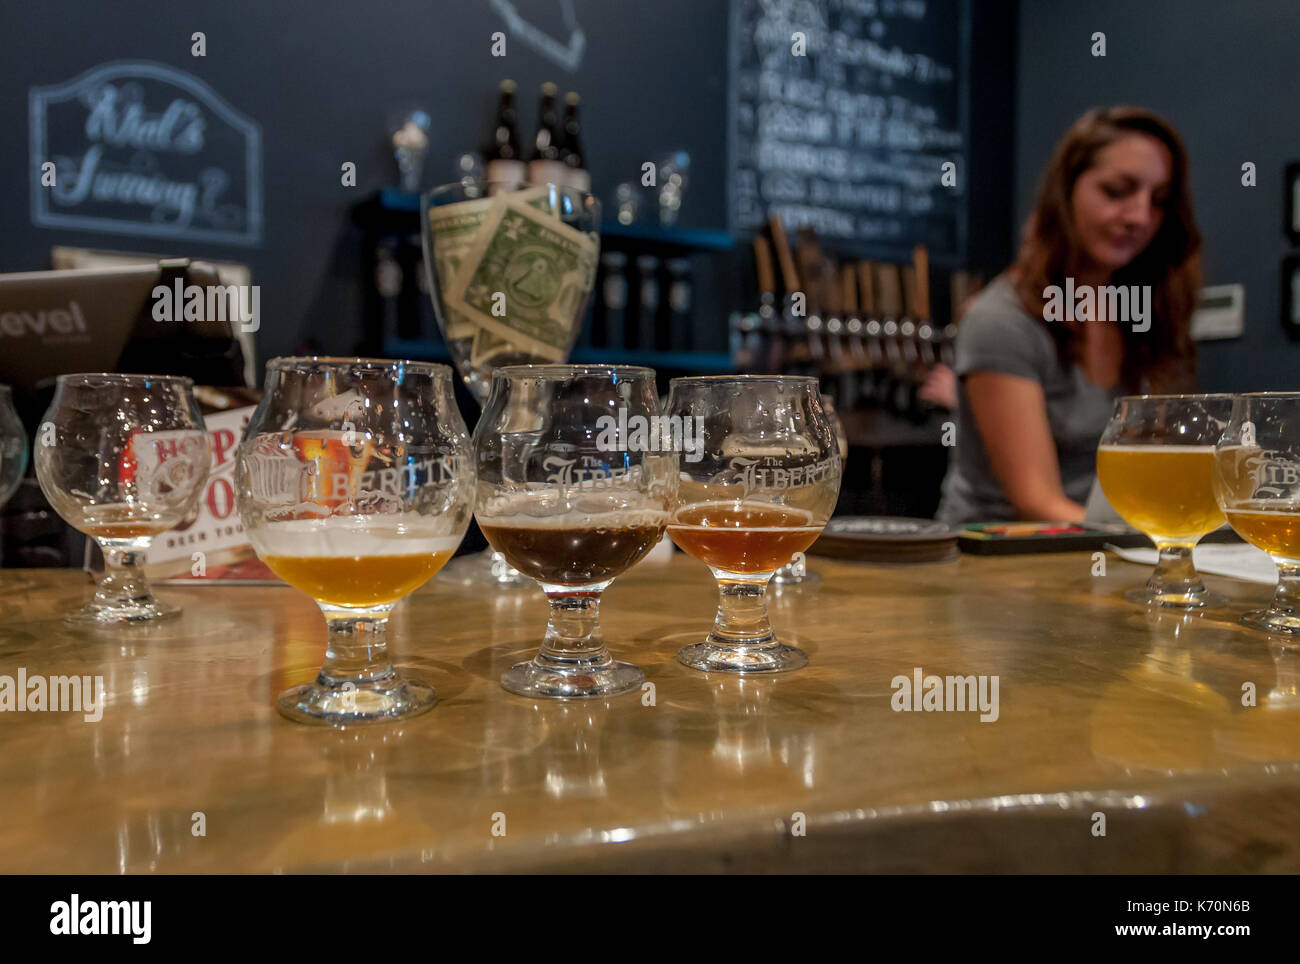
[0,0,729,362]
[1016,0,1300,392]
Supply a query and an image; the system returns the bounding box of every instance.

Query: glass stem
[318,606,397,690]
[1149,542,1205,598]
[94,538,157,611]
[539,591,610,668]
[1268,563,1300,621]
[709,574,776,648]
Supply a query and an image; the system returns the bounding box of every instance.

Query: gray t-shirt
[936,276,1117,524]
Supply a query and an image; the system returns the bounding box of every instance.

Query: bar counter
[2,549,1299,873]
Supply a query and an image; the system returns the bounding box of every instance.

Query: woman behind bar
[936,106,1202,524]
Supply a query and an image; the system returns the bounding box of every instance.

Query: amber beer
[480,517,665,586]
[1223,504,1300,560]
[81,504,175,539]
[1096,445,1225,539]
[667,502,823,573]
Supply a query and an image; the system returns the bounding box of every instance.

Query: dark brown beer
[480,519,665,586]
[667,501,822,574]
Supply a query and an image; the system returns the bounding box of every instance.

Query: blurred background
[0,0,1297,560]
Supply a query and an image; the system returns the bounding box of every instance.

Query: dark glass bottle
[484,79,525,185]
[527,82,567,186]
[560,91,590,192]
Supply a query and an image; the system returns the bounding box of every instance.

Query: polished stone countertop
[1,548,1298,873]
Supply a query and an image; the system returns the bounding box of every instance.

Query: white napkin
[1105,543,1278,585]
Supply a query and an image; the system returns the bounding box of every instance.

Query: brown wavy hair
[1012,106,1202,392]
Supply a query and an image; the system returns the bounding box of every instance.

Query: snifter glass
[34,373,210,623]
[666,375,842,672]
[1213,392,1300,633]
[421,178,600,590]
[236,358,473,725]
[474,365,675,698]
[1096,394,1233,609]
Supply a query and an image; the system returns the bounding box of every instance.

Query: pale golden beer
[252,521,462,608]
[1096,445,1225,540]
[1222,505,1300,560]
[264,550,457,607]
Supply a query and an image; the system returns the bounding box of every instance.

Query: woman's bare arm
[964,371,1087,521]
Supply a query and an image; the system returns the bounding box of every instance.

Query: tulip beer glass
[1214,393,1300,633]
[421,179,600,589]
[236,358,473,724]
[665,375,841,672]
[474,365,675,698]
[1096,394,1233,608]
[35,374,210,623]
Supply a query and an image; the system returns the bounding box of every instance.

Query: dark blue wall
[0,0,729,360]
[1016,0,1300,392]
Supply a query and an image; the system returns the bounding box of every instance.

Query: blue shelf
[570,348,733,372]
[373,190,732,252]
[382,338,732,373]
[599,220,733,251]
[378,188,421,212]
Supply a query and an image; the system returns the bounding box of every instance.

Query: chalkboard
[728,0,968,260]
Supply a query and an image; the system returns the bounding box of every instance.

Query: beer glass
[421,179,600,589]
[1096,394,1233,608]
[666,375,842,672]
[236,358,473,724]
[1214,392,1300,633]
[772,393,848,586]
[34,374,210,623]
[474,365,675,698]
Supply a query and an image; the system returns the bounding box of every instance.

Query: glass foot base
[441,550,533,590]
[1240,609,1300,635]
[1124,586,1225,610]
[501,656,644,699]
[65,597,181,625]
[277,674,437,726]
[677,639,808,674]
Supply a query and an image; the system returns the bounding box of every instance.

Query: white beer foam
[1096,444,1216,452]
[250,517,462,558]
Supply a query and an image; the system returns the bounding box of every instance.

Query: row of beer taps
[731,214,983,419]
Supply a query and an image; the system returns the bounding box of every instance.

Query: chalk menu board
[728,0,968,260]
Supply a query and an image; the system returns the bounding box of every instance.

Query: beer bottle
[527,82,567,186]
[484,79,525,186]
[560,91,591,192]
